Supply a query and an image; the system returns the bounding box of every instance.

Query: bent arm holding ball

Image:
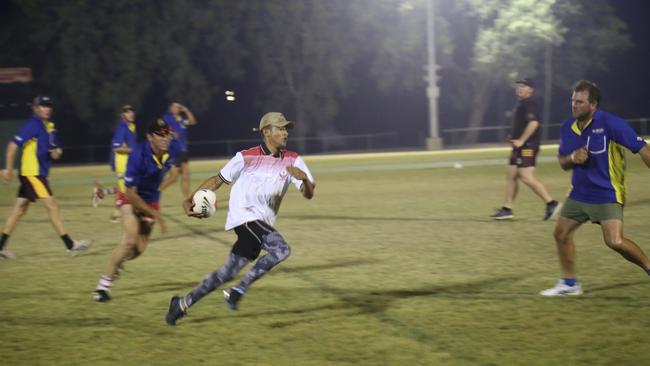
[183,175,225,218]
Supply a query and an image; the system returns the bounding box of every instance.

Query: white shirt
[219,144,315,231]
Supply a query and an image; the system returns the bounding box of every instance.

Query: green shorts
[560,198,623,224]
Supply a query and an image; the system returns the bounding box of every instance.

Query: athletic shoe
[92,181,105,208]
[92,289,111,302]
[165,296,187,326]
[539,280,583,296]
[0,249,16,260]
[67,239,92,256]
[109,215,120,223]
[544,200,562,221]
[490,207,513,220]
[223,287,244,310]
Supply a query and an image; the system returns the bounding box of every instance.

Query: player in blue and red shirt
[0,96,90,259]
[161,101,198,198]
[93,119,178,302]
[540,80,650,296]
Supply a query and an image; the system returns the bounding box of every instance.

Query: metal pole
[426,0,443,150]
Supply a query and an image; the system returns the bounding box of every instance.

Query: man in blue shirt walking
[0,96,90,259]
[540,80,650,296]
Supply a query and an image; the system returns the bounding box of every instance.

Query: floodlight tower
[425,0,443,150]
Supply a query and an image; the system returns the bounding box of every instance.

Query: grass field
[1,146,650,365]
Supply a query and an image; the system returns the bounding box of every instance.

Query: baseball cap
[33,95,54,107]
[121,104,135,113]
[256,112,294,131]
[147,118,171,135]
[515,78,535,88]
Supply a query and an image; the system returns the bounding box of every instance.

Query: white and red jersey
[218,144,315,231]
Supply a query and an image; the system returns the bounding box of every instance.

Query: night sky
[1,0,649,159]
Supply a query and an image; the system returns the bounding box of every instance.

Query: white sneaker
[0,249,16,260]
[540,280,583,296]
[68,240,92,257]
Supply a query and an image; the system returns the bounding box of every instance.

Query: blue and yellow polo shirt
[109,120,137,173]
[12,114,60,177]
[123,140,176,204]
[161,112,189,152]
[559,109,646,205]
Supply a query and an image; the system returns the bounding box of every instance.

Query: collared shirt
[123,141,177,204]
[109,120,137,172]
[12,114,61,177]
[558,109,646,205]
[219,143,315,231]
[511,97,541,148]
[161,112,189,152]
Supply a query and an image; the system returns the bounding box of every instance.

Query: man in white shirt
[166,112,315,326]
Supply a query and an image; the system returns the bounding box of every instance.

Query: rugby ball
[192,189,217,217]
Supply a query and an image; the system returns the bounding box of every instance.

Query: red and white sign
[0,68,32,83]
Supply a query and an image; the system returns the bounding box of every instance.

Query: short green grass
[1,146,650,365]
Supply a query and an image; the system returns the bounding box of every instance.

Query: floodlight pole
[425,0,443,150]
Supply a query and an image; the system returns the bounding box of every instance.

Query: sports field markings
[34,155,558,185]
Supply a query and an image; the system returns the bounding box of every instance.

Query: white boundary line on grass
[305,143,560,161]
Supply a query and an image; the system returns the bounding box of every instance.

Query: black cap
[33,95,54,107]
[515,78,535,88]
[147,118,171,135]
[121,104,135,113]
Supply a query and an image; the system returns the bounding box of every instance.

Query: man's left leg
[601,219,650,274]
[225,230,292,309]
[518,166,559,220]
[40,195,91,254]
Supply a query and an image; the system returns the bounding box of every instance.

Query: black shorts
[508,147,539,168]
[18,176,53,202]
[232,220,277,260]
[176,151,189,165]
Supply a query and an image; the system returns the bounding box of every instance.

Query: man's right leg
[0,198,30,259]
[94,205,140,301]
[540,216,583,296]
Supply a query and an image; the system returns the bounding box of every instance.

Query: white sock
[96,275,113,291]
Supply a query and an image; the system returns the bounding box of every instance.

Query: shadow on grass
[124,281,203,294]
[280,258,380,273]
[186,275,523,326]
[585,280,648,293]
[282,213,501,223]
[122,258,381,296]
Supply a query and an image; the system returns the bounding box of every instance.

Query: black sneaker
[223,287,244,310]
[92,289,111,302]
[490,207,513,220]
[165,296,187,326]
[544,200,561,221]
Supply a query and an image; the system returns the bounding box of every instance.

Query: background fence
[3,118,649,165]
